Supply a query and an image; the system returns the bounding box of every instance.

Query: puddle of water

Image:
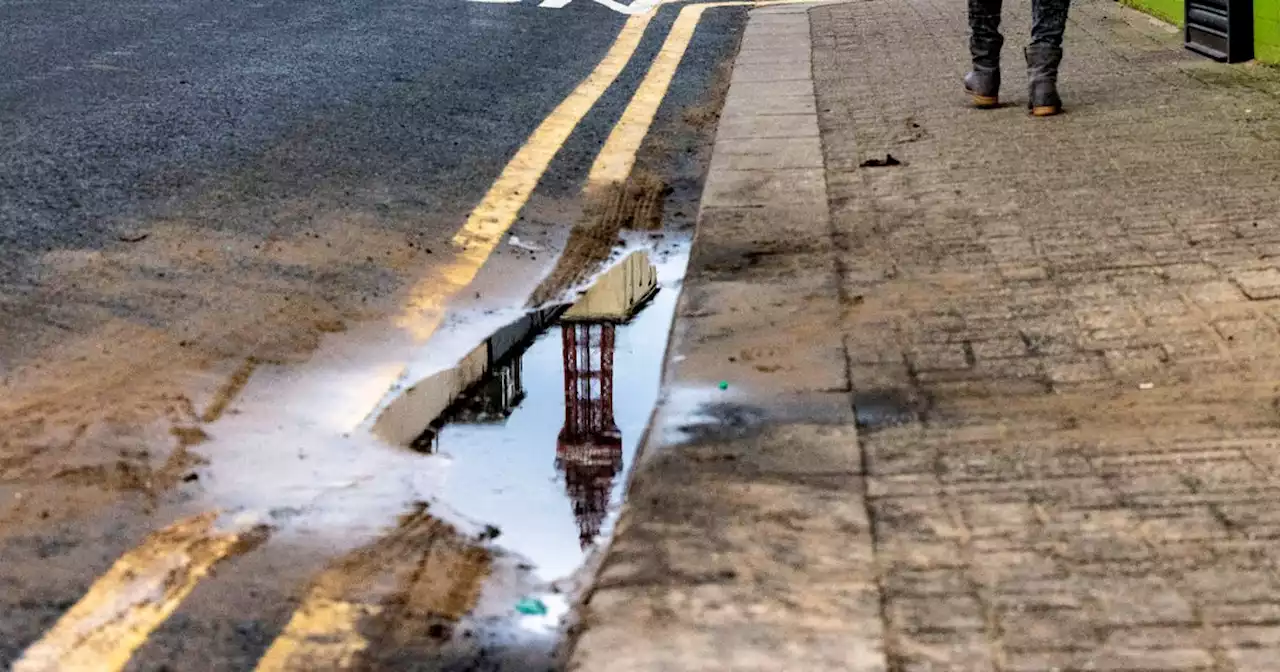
[362,242,688,669]
[175,239,688,669]
[387,246,683,583]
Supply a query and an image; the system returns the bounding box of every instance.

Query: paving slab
[813,0,1280,668]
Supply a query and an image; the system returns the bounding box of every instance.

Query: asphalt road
[0,0,745,668]
[2,0,621,365]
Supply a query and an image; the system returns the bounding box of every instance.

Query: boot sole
[968,92,999,109]
[1030,105,1061,117]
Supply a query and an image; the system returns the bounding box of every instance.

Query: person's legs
[965,0,1004,108]
[1026,0,1070,115]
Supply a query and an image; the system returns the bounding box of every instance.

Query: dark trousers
[968,0,1071,68]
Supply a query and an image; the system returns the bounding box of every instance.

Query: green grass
[1119,0,1184,26]
[1257,1,1280,64]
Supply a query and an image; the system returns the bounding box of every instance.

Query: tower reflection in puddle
[556,321,622,549]
[553,250,656,549]
[397,249,668,578]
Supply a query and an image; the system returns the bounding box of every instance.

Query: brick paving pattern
[814,0,1280,669]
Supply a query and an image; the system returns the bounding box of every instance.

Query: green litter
[515,597,548,616]
[718,381,729,390]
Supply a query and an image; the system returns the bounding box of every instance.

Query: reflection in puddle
[557,320,627,551]
[376,248,678,583]
[156,243,685,670]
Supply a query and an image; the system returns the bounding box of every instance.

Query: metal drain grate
[1185,0,1254,63]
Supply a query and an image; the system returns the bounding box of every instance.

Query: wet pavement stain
[852,389,929,432]
[670,402,769,443]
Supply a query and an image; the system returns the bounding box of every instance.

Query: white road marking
[471,0,668,13]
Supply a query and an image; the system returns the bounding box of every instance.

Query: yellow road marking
[13,512,269,672]
[253,599,381,671]
[589,3,714,185]
[253,511,488,672]
[397,11,657,342]
[589,0,819,184]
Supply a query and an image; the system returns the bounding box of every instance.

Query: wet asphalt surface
[0,0,745,668]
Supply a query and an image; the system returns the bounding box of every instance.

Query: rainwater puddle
[368,241,688,669]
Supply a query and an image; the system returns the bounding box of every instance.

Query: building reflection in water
[409,357,524,454]
[411,251,659,554]
[553,251,656,549]
[555,321,622,549]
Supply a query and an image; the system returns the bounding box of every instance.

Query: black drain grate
[1185,0,1254,63]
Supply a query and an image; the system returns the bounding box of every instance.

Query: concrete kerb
[565,3,887,671]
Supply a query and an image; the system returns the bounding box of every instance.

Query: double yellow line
[13,0,813,669]
[394,0,773,340]
[260,7,730,669]
[395,10,655,342]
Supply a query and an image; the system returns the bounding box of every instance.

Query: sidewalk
[570,0,1280,670]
